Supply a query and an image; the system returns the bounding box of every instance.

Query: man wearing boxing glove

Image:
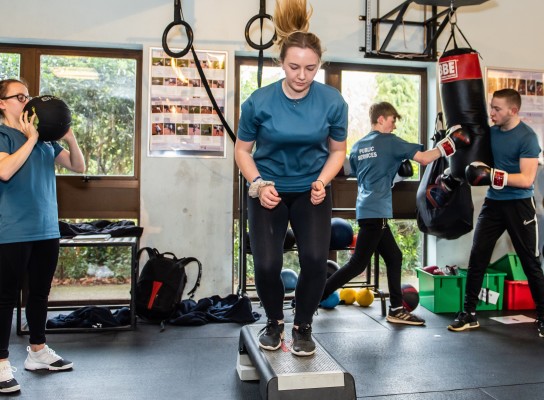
[449,89,544,337]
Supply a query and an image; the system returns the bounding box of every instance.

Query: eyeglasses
[0,94,32,103]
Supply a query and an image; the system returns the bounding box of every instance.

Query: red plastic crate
[503,280,535,310]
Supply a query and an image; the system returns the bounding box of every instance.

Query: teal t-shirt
[487,121,540,200]
[237,79,348,192]
[0,124,63,244]
[350,131,423,219]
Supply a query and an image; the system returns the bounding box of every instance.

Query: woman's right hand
[19,111,39,143]
[259,185,281,209]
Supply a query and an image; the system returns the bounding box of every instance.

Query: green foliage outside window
[0,53,20,80]
[39,55,137,176]
[55,246,132,283]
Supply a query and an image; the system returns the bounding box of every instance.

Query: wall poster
[486,67,544,151]
[148,47,227,158]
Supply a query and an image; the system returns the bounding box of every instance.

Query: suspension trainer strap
[245,0,276,88]
[190,47,236,143]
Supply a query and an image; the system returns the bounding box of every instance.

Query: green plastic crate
[416,267,466,313]
[458,268,506,311]
[489,253,527,281]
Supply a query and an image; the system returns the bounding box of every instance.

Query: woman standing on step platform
[0,78,85,393]
[235,0,348,356]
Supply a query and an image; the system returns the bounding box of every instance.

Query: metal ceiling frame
[359,0,458,62]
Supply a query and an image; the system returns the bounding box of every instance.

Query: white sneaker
[0,360,20,393]
[24,345,73,371]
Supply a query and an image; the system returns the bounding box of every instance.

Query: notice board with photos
[148,47,227,158]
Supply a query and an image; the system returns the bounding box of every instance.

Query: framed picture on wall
[148,47,227,158]
[486,66,544,151]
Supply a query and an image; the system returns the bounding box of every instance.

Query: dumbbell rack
[236,174,387,316]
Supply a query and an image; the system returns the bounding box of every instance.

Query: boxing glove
[436,125,471,157]
[465,161,508,190]
[392,159,413,186]
[425,168,461,208]
[436,168,461,192]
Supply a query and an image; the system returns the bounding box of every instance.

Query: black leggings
[323,218,404,308]
[247,188,332,326]
[465,198,544,317]
[0,239,59,359]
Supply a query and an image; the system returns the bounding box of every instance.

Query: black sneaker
[386,307,425,325]
[536,319,544,338]
[258,320,284,351]
[291,324,316,356]
[448,311,479,332]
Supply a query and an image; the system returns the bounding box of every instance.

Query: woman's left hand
[310,180,326,205]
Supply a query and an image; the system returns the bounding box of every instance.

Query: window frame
[0,43,143,220]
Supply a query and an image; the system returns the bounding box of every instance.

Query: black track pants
[323,218,403,308]
[0,239,59,359]
[247,188,332,326]
[465,198,544,318]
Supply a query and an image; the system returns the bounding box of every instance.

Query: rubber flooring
[6,301,544,399]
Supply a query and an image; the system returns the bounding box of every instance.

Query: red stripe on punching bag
[439,52,482,83]
[147,281,163,310]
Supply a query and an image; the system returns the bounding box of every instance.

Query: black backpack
[135,247,202,327]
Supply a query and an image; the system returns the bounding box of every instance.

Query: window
[234,57,428,294]
[0,44,142,220]
[0,53,20,79]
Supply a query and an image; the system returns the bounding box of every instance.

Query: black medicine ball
[23,95,72,141]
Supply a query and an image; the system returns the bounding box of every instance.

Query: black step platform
[237,323,356,400]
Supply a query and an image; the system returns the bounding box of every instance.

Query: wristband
[317,179,325,189]
[249,180,275,198]
[252,176,262,183]
[491,169,508,190]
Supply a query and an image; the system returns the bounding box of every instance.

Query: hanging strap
[432,112,446,144]
[162,0,193,58]
[190,47,236,143]
[160,1,236,143]
[244,0,276,88]
[442,6,474,53]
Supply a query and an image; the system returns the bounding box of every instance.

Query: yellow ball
[356,288,374,307]
[339,288,357,305]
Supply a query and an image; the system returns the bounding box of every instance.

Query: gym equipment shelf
[16,236,139,335]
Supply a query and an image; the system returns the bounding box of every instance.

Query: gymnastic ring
[244,14,276,51]
[162,20,194,58]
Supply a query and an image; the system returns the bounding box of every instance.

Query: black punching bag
[439,48,493,180]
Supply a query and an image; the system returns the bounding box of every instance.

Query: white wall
[1,0,543,294]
